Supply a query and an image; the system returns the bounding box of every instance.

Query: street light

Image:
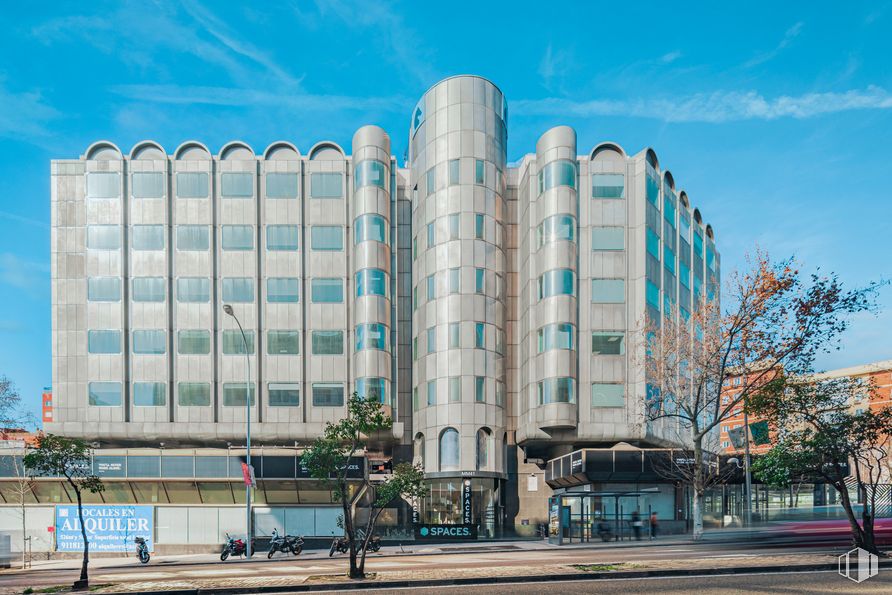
[223,304,252,558]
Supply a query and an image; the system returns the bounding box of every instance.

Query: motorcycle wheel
[267,549,275,559]
[221,550,230,561]
[329,543,336,557]
[291,545,302,555]
[139,551,150,564]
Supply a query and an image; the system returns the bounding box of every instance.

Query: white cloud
[659,51,683,64]
[744,21,804,68]
[538,43,576,92]
[0,253,49,297]
[0,80,60,142]
[513,86,892,123]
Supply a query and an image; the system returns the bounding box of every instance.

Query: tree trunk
[834,480,879,555]
[75,486,89,589]
[691,439,705,539]
[21,494,26,570]
[343,489,362,579]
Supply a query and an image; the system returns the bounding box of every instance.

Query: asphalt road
[311,570,892,594]
[0,542,859,593]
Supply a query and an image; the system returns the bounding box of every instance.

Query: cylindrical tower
[409,76,508,529]
[351,126,393,412]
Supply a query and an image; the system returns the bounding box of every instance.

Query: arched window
[439,428,460,471]
[414,433,425,467]
[476,427,492,471]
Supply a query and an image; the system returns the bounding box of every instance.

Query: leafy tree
[24,435,104,589]
[750,375,892,555]
[642,252,880,538]
[302,394,427,579]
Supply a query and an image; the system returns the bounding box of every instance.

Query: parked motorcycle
[328,529,381,557]
[596,521,614,542]
[267,528,304,558]
[134,536,150,564]
[221,533,255,561]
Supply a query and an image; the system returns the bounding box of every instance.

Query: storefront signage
[548,501,559,537]
[414,524,477,540]
[55,505,153,552]
[462,479,472,524]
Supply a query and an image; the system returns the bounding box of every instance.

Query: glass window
[591,227,624,251]
[312,383,344,407]
[427,381,436,406]
[354,160,386,189]
[356,269,388,298]
[132,329,166,354]
[448,322,460,348]
[476,429,490,470]
[592,383,624,407]
[475,214,484,239]
[132,172,163,199]
[537,269,576,299]
[679,261,691,289]
[178,382,210,406]
[132,277,165,302]
[310,173,342,198]
[591,279,624,303]
[133,382,166,406]
[693,229,704,256]
[427,274,436,300]
[537,214,576,248]
[646,173,660,205]
[537,323,576,352]
[88,382,121,406]
[475,159,485,185]
[265,173,298,199]
[646,228,660,259]
[311,278,343,303]
[496,381,506,407]
[448,267,460,294]
[87,330,121,354]
[311,330,343,355]
[223,383,255,406]
[177,277,210,302]
[86,172,120,199]
[427,327,436,353]
[448,377,460,402]
[475,322,485,349]
[592,332,625,355]
[439,428,459,471]
[267,225,298,251]
[664,195,677,226]
[86,225,120,250]
[222,277,253,303]
[448,159,459,185]
[267,277,299,303]
[356,377,388,405]
[176,225,209,251]
[475,377,485,402]
[221,173,253,198]
[538,160,576,194]
[354,214,387,244]
[311,226,343,251]
[176,172,209,198]
[592,173,624,199]
[646,280,661,310]
[664,245,676,274]
[222,225,254,250]
[222,330,255,354]
[475,268,484,293]
[178,330,210,355]
[426,222,435,247]
[268,330,299,355]
[426,168,436,194]
[88,277,121,302]
[537,377,576,404]
[706,245,716,271]
[448,213,460,240]
[269,383,300,407]
[356,323,388,351]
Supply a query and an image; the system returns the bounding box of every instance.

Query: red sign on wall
[241,462,256,487]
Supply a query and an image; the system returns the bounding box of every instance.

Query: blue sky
[1,1,890,421]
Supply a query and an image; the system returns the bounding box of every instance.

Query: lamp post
[223,304,252,558]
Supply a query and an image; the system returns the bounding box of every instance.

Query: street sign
[241,462,256,487]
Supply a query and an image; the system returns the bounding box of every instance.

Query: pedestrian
[649,512,659,540]
[631,510,642,541]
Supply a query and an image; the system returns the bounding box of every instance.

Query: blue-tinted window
[537,214,576,248]
[86,225,121,250]
[88,330,121,354]
[311,226,343,251]
[268,330,299,355]
[312,383,344,406]
[448,159,460,185]
[475,159,486,185]
[592,332,624,355]
[133,382,166,406]
[537,377,576,404]
[664,245,676,274]
[177,277,210,303]
[475,377,485,402]
[132,277,165,302]
[356,268,388,298]
[427,327,436,353]
[646,280,661,310]
[176,172,208,198]
[269,383,300,407]
[222,225,254,250]
[426,168,436,194]
[86,173,120,199]
[266,173,298,198]
[591,227,624,250]
[222,330,255,355]
[679,261,691,289]
[354,214,387,244]
[354,160,386,189]
[221,173,253,198]
[267,277,299,303]
[475,214,484,239]
[427,222,435,247]
[176,225,209,251]
[222,277,254,303]
[312,331,343,354]
[178,382,210,406]
[177,330,210,355]
[706,245,716,271]
[645,173,660,205]
[88,382,121,406]
[475,322,485,349]
[356,323,388,351]
[132,173,163,199]
[646,228,660,259]
[133,329,166,354]
[310,173,342,198]
[439,428,459,470]
[427,381,437,406]
[267,225,298,250]
[222,383,255,406]
[592,383,624,407]
[537,323,575,352]
[591,279,625,303]
[537,269,576,299]
[311,278,343,303]
[664,194,677,226]
[88,277,121,302]
[427,274,436,300]
[538,160,576,194]
[693,229,704,256]
[592,174,624,198]
[356,377,388,405]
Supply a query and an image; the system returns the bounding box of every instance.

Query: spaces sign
[414,524,478,540]
[55,505,153,552]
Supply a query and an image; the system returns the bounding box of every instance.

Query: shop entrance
[548,488,660,545]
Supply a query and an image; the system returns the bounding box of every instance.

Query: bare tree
[0,375,24,428]
[9,452,36,569]
[641,252,881,538]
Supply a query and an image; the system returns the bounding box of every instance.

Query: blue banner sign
[55,505,153,552]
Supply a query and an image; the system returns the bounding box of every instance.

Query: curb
[91,560,892,595]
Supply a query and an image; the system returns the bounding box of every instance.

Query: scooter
[267,528,304,558]
[221,533,255,561]
[134,536,150,564]
[596,522,614,542]
[328,530,381,557]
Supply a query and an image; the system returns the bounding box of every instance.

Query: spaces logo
[415,523,478,540]
[838,547,879,583]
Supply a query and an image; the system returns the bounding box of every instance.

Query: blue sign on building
[55,505,153,552]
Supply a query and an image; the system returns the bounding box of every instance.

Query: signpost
[55,505,153,552]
